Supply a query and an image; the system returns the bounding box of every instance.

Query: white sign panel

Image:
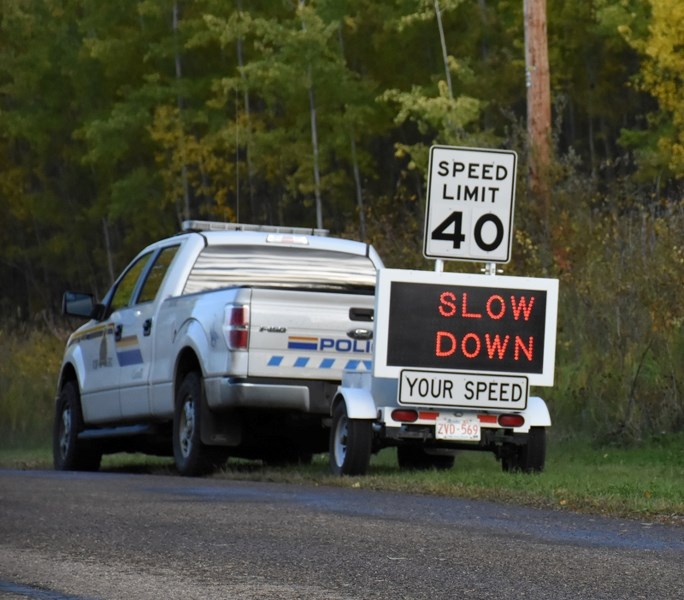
[399,370,528,410]
[423,145,517,263]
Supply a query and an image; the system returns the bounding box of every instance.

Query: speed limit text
[437,160,510,203]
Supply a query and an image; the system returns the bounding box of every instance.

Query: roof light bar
[182,220,329,237]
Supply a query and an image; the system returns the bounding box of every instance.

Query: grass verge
[2,434,682,525]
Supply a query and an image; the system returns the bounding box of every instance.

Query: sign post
[423,146,517,265]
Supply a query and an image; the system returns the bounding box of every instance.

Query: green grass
[1,328,682,525]
[2,435,682,525]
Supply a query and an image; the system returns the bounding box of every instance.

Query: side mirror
[92,303,107,321]
[62,291,97,319]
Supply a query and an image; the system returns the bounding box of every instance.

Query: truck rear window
[183,245,377,295]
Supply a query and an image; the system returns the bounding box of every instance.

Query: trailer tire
[501,427,546,473]
[329,402,372,476]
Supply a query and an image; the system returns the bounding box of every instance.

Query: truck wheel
[397,446,455,471]
[329,402,372,476]
[501,427,546,473]
[173,372,224,476]
[53,380,102,472]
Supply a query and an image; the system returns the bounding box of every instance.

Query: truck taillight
[224,305,249,350]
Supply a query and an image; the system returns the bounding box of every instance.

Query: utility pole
[524,0,551,224]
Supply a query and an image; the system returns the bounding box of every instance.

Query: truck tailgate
[247,289,374,380]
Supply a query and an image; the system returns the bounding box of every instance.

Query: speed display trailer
[329,145,559,476]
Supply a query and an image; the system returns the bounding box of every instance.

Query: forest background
[1,0,683,446]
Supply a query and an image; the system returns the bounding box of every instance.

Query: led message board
[373,269,559,387]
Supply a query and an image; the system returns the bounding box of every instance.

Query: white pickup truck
[53,222,382,475]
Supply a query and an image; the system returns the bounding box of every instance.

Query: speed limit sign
[423,146,517,263]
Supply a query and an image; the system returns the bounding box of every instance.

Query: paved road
[0,469,682,599]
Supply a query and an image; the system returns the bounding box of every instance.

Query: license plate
[435,416,481,441]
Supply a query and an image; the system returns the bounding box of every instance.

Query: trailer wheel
[53,380,102,472]
[329,402,372,476]
[173,372,226,476]
[397,446,455,471]
[501,427,546,473]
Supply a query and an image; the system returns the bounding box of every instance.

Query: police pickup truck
[54,221,381,475]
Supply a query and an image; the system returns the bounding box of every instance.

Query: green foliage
[548,0,649,178]
[0,0,668,304]
[0,0,683,443]
[540,159,684,441]
[618,0,684,179]
[0,325,66,446]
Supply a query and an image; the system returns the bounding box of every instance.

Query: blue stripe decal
[288,341,318,350]
[116,349,143,367]
[265,356,372,370]
[343,360,372,370]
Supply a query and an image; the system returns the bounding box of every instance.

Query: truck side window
[137,245,180,304]
[110,252,153,313]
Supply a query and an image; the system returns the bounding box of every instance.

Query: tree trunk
[350,133,366,240]
[300,0,323,230]
[102,217,115,285]
[307,82,323,230]
[337,27,366,240]
[173,1,191,222]
[236,0,256,222]
[434,0,453,100]
[524,0,551,222]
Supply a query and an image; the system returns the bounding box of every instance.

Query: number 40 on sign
[423,146,517,264]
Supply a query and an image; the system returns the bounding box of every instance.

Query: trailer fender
[332,387,376,420]
[524,396,552,427]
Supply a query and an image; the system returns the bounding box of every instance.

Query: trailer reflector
[418,411,439,421]
[498,414,525,428]
[392,409,419,423]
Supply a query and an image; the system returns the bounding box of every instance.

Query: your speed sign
[423,146,517,263]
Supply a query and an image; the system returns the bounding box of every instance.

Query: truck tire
[397,446,455,471]
[173,372,225,476]
[53,380,102,472]
[501,427,546,473]
[329,402,372,476]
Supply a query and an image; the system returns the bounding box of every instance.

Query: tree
[0,0,677,315]
[619,0,684,182]
[202,1,382,231]
[0,0,106,308]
